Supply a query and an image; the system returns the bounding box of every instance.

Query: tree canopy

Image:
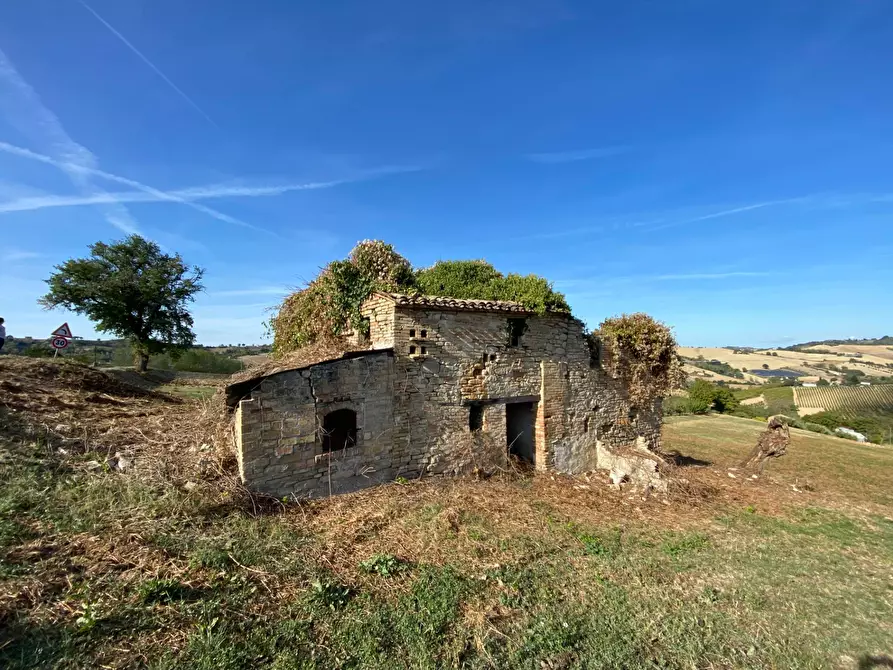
[40,235,204,371]
[271,241,569,354]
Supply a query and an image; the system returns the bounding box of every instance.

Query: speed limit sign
[51,337,70,350]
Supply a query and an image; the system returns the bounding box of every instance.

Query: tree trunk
[134,349,150,372]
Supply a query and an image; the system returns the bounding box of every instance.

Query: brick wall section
[233,297,664,497]
[362,294,397,349]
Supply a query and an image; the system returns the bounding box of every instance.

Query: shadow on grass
[662,450,712,467]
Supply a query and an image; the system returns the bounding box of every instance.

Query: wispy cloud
[526,146,631,164]
[646,198,807,231]
[557,270,772,288]
[0,47,143,235]
[1,249,43,263]
[0,141,274,235]
[211,286,293,297]
[651,271,771,281]
[77,0,216,127]
[0,141,421,234]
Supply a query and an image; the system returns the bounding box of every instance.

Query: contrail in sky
[77,0,217,127]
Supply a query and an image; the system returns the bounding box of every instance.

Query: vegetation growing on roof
[271,241,569,354]
[594,313,686,403]
[271,241,417,353]
[415,260,570,314]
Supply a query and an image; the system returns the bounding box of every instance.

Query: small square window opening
[409,328,416,338]
[421,329,427,338]
[421,346,427,355]
[409,345,417,354]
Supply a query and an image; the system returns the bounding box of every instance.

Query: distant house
[860,381,872,386]
[802,382,817,387]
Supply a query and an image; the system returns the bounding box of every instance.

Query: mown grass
[2,413,892,668]
[664,413,893,508]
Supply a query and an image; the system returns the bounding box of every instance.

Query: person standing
[0,318,5,352]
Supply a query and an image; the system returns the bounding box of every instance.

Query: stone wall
[234,298,664,498]
[235,350,400,498]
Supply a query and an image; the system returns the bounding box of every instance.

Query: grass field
[733,385,798,416]
[2,362,892,669]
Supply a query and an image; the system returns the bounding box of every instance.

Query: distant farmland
[794,385,893,413]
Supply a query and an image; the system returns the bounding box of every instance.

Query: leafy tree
[688,380,717,409]
[40,235,204,371]
[762,363,770,370]
[844,372,863,385]
[817,378,830,386]
[688,379,739,413]
[711,386,739,413]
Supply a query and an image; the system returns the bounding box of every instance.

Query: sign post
[50,323,74,359]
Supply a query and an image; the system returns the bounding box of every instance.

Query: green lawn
[2,411,892,669]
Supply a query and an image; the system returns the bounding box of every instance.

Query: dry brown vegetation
[1,358,891,669]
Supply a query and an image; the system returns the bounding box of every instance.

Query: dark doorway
[506,402,536,464]
[322,408,357,452]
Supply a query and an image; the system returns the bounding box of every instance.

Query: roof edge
[224,348,394,409]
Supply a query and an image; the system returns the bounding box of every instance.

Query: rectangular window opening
[420,346,427,355]
[409,345,417,355]
[409,328,416,338]
[507,318,527,347]
[420,329,427,338]
[469,404,484,431]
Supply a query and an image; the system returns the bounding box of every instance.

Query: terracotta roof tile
[375,292,535,314]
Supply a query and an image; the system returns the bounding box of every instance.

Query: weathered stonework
[227,293,664,498]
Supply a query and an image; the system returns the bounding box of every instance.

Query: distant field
[802,344,893,365]
[795,384,893,413]
[679,345,893,382]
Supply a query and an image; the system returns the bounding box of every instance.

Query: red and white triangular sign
[51,322,73,339]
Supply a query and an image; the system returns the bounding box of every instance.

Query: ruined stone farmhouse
[225,292,663,498]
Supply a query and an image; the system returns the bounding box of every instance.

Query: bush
[662,396,709,416]
[688,380,739,413]
[595,314,686,404]
[415,260,569,314]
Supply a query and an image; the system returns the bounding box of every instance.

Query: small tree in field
[40,235,204,371]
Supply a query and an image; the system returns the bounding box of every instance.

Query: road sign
[51,337,70,350]
[51,323,73,339]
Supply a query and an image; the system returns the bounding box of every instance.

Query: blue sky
[1,0,891,347]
